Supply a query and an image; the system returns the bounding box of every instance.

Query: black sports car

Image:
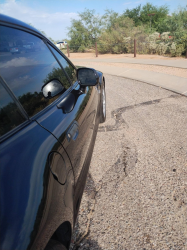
[0,14,106,250]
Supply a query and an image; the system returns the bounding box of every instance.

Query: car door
[0,24,74,250]
[35,44,101,217]
[0,21,100,232]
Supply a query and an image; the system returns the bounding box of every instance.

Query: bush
[156,42,168,54]
[160,32,170,41]
[78,45,86,52]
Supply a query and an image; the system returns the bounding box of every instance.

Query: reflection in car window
[0,25,71,117]
[49,45,77,83]
[0,82,26,136]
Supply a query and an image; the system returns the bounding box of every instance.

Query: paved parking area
[70,75,187,250]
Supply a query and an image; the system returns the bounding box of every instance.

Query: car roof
[0,14,42,35]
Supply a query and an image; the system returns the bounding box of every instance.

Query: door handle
[66,121,79,142]
[57,89,84,114]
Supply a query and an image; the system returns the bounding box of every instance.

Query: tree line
[66,3,187,56]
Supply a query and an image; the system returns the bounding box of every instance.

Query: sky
[0,0,186,41]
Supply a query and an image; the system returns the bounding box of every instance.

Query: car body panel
[0,41,9,52]
[0,13,105,250]
[0,14,41,34]
[36,82,100,218]
[0,120,74,250]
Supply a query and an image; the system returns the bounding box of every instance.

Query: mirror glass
[77,68,98,86]
[42,79,64,98]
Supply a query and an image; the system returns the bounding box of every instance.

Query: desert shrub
[168,42,176,56]
[149,41,157,54]
[160,32,170,41]
[169,43,185,57]
[98,17,140,54]
[175,44,185,56]
[174,33,187,56]
[78,45,86,52]
[149,32,160,41]
[123,37,132,53]
[156,42,168,54]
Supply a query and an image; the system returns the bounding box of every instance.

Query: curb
[104,62,187,69]
[106,73,187,97]
[72,60,187,69]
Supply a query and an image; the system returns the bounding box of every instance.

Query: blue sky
[0,0,186,40]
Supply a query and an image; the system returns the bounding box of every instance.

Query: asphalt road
[70,75,187,250]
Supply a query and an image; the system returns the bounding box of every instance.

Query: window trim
[0,76,29,120]
[0,77,31,142]
[46,41,77,71]
[45,41,73,86]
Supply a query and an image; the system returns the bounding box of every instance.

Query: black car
[0,14,106,250]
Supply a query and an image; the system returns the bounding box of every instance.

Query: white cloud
[0,57,38,68]
[0,0,78,40]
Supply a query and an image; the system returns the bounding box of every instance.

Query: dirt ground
[67,52,187,78]
[64,52,186,60]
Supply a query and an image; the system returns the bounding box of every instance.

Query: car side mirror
[77,68,99,86]
[42,79,64,99]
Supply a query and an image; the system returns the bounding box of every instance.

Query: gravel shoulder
[70,75,187,250]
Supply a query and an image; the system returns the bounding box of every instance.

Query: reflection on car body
[0,41,9,52]
[0,14,106,250]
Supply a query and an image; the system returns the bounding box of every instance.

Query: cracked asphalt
[70,75,187,250]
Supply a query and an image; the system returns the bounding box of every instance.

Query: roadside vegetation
[66,3,187,57]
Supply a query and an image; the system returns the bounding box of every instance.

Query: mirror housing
[77,68,99,86]
[42,79,64,99]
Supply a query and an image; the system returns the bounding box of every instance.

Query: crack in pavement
[98,94,180,132]
[71,140,138,249]
[72,184,103,250]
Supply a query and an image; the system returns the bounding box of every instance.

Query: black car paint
[0,14,105,250]
[0,120,74,250]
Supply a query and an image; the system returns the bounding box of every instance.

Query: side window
[49,45,77,83]
[0,25,71,117]
[0,82,26,137]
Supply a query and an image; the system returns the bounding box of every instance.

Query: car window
[0,82,27,137]
[49,45,77,83]
[0,25,71,117]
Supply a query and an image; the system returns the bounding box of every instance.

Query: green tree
[123,5,142,26]
[139,3,169,31]
[68,9,103,51]
[78,9,103,40]
[68,20,90,51]
[158,7,187,38]
[123,3,169,31]
[102,9,120,31]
